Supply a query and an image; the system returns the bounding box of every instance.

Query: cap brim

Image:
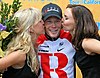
[43,14,61,21]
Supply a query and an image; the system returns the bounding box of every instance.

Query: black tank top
[75,48,100,78]
[2,57,38,78]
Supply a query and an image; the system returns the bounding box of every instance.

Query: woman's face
[62,8,76,33]
[33,20,44,35]
[29,20,44,35]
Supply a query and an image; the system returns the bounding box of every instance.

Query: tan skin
[30,20,44,35]
[63,8,100,55]
[44,16,62,38]
[0,20,44,71]
[0,50,25,70]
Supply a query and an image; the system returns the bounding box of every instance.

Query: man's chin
[50,34,59,38]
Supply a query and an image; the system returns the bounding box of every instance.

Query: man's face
[44,16,62,38]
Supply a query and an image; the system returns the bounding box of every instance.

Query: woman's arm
[82,38,100,55]
[0,50,26,70]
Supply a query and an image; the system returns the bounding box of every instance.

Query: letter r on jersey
[38,53,68,78]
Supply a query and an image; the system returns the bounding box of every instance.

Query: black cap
[42,3,62,21]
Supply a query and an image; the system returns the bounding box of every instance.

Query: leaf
[0,35,2,40]
[0,47,4,57]
[1,31,10,39]
[0,40,2,47]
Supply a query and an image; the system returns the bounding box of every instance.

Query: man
[37,3,75,78]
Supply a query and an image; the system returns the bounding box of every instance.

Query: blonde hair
[5,7,42,74]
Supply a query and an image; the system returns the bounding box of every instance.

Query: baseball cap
[42,3,62,21]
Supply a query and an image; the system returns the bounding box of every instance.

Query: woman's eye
[65,17,68,20]
[64,15,68,20]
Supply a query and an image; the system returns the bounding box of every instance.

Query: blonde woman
[0,7,44,78]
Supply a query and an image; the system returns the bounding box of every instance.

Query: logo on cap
[42,3,62,21]
[46,7,59,13]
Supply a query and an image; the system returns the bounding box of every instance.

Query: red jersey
[37,30,75,78]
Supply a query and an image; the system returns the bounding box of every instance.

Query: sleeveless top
[75,48,100,78]
[2,56,38,78]
[37,30,76,78]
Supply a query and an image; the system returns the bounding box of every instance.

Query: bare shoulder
[82,38,100,54]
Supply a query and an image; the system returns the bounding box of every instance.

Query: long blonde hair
[5,7,42,74]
